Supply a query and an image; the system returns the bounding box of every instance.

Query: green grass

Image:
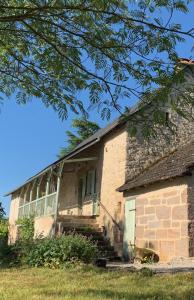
[0,266,194,300]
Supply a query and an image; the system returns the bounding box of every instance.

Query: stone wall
[126,66,194,181]
[126,178,189,262]
[8,192,20,244]
[97,126,127,255]
[186,172,194,257]
[34,215,55,237]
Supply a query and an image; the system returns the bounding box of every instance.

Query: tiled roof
[118,140,194,192]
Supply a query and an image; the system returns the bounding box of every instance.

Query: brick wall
[126,178,189,262]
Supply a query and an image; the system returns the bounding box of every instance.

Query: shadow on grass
[39,288,179,300]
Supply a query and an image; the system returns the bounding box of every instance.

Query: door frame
[78,177,86,215]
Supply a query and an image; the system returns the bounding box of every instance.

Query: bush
[0,242,19,266]
[0,219,8,240]
[25,234,98,268]
[16,216,34,242]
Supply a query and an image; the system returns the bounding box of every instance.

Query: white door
[123,198,136,261]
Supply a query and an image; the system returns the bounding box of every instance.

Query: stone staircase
[57,215,119,261]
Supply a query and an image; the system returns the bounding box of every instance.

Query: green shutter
[123,199,136,261]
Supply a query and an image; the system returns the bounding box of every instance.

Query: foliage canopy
[0,1,193,122]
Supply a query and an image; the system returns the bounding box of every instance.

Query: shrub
[26,234,98,268]
[16,216,34,242]
[0,242,19,266]
[0,219,8,240]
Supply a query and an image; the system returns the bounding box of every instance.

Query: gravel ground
[107,257,194,274]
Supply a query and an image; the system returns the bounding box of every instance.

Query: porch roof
[118,140,194,192]
[5,157,97,196]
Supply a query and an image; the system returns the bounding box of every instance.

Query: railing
[99,202,122,231]
[18,192,57,219]
[84,193,100,216]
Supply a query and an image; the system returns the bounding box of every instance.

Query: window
[85,169,96,195]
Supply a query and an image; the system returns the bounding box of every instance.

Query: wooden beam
[62,157,98,163]
[53,161,65,235]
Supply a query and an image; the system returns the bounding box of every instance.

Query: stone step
[59,223,100,230]
[57,215,96,222]
[98,245,115,251]
[56,216,119,261]
[61,227,102,233]
[58,219,97,225]
[61,229,105,241]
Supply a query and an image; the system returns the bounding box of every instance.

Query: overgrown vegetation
[0,201,5,219]
[26,235,98,268]
[1,216,98,268]
[0,219,8,240]
[0,1,193,127]
[16,216,34,242]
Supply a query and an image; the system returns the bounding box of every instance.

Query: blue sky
[1,4,194,216]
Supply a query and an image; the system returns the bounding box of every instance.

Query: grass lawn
[0,266,194,300]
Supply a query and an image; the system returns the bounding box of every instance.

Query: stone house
[6,58,194,262]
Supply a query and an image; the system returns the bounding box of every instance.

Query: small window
[85,169,96,196]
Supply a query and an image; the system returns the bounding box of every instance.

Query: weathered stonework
[186,172,194,257]
[126,66,194,181]
[126,178,189,262]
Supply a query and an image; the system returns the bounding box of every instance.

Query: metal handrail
[99,202,122,231]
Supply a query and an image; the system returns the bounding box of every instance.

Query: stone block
[174,239,189,257]
[163,220,171,228]
[150,198,161,205]
[166,196,180,205]
[136,226,144,238]
[181,222,189,237]
[149,220,161,229]
[168,228,180,239]
[181,189,188,203]
[159,241,175,261]
[144,229,156,239]
[156,206,171,220]
[171,222,180,228]
[163,190,178,198]
[162,199,166,204]
[156,229,168,239]
[136,206,144,215]
[137,197,148,205]
[145,206,155,214]
[139,216,149,225]
[172,205,188,220]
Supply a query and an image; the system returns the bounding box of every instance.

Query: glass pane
[29,201,36,217]
[23,204,30,217]
[45,194,56,215]
[18,207,24,219]
[35,197,45,217]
